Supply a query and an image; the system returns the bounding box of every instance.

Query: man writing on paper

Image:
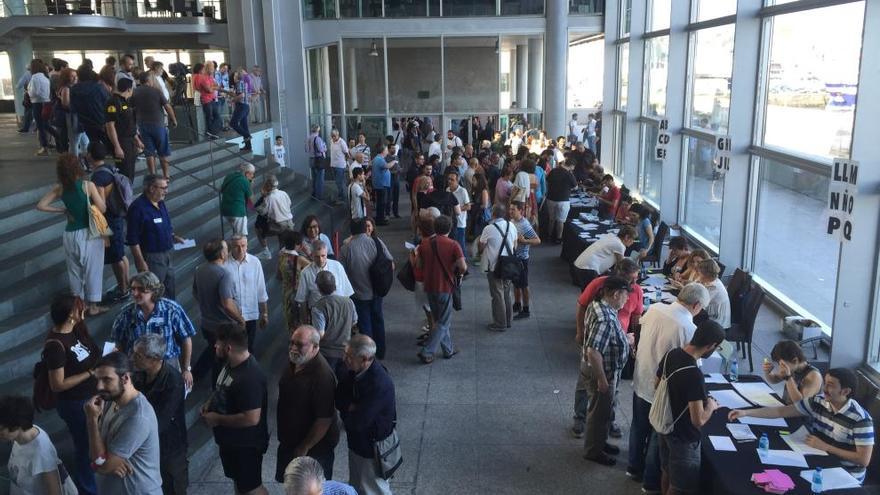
[729,368,874,482]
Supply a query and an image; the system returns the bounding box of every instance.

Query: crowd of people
[18,54,269,174]
[5,96,874,495]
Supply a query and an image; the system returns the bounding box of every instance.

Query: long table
[700,375,866,494]
[567,191,600,219]
[560,214,618,263]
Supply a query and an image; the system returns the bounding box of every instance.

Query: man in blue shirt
[126,174,183,299]
[371,145,396,226]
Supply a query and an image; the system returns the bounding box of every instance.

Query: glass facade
[682,136,724,248]
[648,0,670,31]
[303,0,609,18]
[643,36,668,118]
[617,43,629,110]
[761,2,864,160]
[692,0,736,22]
[341,39,386,113]
[639,123,662,203]
[568,36,604,111]
[688,25,734,133]
[0,52,12,100]
[444,0,495,16]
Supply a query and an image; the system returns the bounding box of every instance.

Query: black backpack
[369,236,394,297]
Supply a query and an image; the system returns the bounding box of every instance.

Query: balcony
[0,0,226,21]
[302,0,602,19]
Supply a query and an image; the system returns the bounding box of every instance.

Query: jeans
[229,103,251,140]
[453,227,466,257]
[32,102,60,148]
[333,167,348,203]
[422,292,453,357]
[627,393,662,490]
[202,100,222,135]
[311,161,325,199]
[586,134,597,153]
[56,398,97,495]
[245,319,257,354]
[353,297,386,359]
[20,104,33,131]
[160,447,189,495]
[374,187,388,223]
[574,358,590,424]
[387,173,400,216]
[193,327,221,387]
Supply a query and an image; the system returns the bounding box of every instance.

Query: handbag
[431,238,462,311]
[396,258,416,292]
[313,136,331,170]
[33,339,63,412]
[82,181,112,243]
[492,221,523,281]
[373,427,403,480]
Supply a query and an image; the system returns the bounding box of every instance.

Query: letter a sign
[654,119,670,161]
[824,158,859,242]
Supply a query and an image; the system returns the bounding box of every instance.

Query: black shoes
[513,309,530,320]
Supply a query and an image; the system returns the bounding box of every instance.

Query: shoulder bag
[369,236,395,297]
[492,221,522,281]
[82,181,112,244]
[431,238,462,311]
[33,339,64,412]
[373,426,403,480]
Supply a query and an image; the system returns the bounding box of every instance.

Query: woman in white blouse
[696,259,731,328]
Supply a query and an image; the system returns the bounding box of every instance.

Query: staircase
[0,137,349,487]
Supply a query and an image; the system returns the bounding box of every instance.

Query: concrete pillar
[527,38,543,111]
[346,46,358,113]
[10,34,33,125]
[508,49,517,107]
[515,44,528,109]
[544,0,568,137]
[321,46,333,135]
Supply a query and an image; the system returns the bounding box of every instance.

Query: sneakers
[609,422,623,438]
[35,148,48,156]
[571,423,585,439]
[487,324,507,332]
[583,453,616,466]
[625,468,643,483]
[603,443,620,456]
[255,248,272,260]
[104,287,130,303]
[513,302,522,313]
[513,308,530,320]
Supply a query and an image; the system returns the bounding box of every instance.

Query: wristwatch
[185,366,192,372]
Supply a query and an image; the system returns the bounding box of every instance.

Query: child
[272,134,286,167]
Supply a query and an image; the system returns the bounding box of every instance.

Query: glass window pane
[754,159,838,325]
[617,43,629,110]
[568,36,604,111]
[682,137,724,248]
[384,0,437,16]
[204,51,227,66]
[762,2,864,160]
[505,0,543,15]
[649,0,670,31]
[0,52,12,100]
[54,51,83,70]
[388,38,441,112]
[84,51,111,67]
[303,0,336,18]
[620,0,632,36]
[345,117,386,149]
[643,36,668,118]
[640,123,662,203]
[307,46,341,115]
[444,37,498,112]
[339,0,382,17]
[142,51,178,69]
[688,25,734,133]
[444,0,494,16]
[569,0,599,15]
[693,0,736,22]
[612,113,626,179]
[342,39,386,113]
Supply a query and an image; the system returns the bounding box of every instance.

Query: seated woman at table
[628,204,655,260]
[671,249,710,285]
[662,237,691,277]
[614,196,636,225]
[762,340,823,404]
[728,368,874,482]
[695,259,731,328]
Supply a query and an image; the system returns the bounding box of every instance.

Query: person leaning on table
[728,367,874,482]
[761,340,823,405]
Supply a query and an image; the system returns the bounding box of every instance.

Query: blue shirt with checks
[111,298,197,360]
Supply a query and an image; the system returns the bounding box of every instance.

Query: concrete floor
[186,199,817,494]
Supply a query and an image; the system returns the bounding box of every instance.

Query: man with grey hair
[295,240,354,323]
[225,234,269,353]
[479,203,518,331]
[306,124,327,200]
[131,334,189,494]
[126,174,183,299]
[283,456,356,495]
[220,162,255,237]
[255,173,294,259]
[111,271,197,389]
[276,326,340,483]
[329,129,350,204]
[336,335,397,495]
[626,282,709,492]
[310,270,357,371]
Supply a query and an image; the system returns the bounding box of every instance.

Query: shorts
[104,216,126,264]
[219,446,265,493]
[658,434,701,493]
[514,257,529,289]
[545,199,571,222]
[225,216,248,236]
[138,123,171,158]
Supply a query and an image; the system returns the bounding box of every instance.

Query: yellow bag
[82,181,112,245]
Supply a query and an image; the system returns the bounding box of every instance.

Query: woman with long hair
[37,154,108,315]
[54,67,77,154]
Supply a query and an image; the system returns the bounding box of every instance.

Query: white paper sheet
[799,468,860,490]
[783,426,828,456]
[102,341,116,356]
[732,382,784,408]
[726,423,757,441]
[737,416,788,427]
[404,241,416,250]
[709,436,737,452]
[758,449,808,468]
[704,373,728,384]
[711,389,752,409]
[173,238,196,250]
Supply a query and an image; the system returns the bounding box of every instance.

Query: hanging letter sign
[825,158,859,242]
[654,119,670,161]
[714,135,732,174]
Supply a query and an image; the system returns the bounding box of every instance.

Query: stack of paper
[799,468,860,490]
[732,382,784,408]
[782,426,828,456]
[758,450,808,468]
[727,423,757,441]
[751,470,795,494]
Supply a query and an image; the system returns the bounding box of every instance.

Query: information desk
[701,375,866,494]
[567,191,599,219]
[560,215,618,263]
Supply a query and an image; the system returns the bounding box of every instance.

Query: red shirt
[192,74,217,105]
[419,234,463,293]
[577,275,644,331]
[601,185,621,212]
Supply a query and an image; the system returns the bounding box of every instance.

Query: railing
[0,0,226,21]
[302,0,602,19]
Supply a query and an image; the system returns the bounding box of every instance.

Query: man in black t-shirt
[422,170,461,223]
[89,141,130,302]
[104,77,141,182]
[656,320,725,495]
[201,323,269,495]
[545,160,578,243]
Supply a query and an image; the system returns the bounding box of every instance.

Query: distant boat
[825,83,857,108]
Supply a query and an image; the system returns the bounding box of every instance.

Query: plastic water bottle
[811,467,823,494]
[758,433,769,458]
[729,358,739,382]
[655,287,661,303]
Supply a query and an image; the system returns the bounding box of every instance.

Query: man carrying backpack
[652,320,725,495]
[90,141,132,302]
